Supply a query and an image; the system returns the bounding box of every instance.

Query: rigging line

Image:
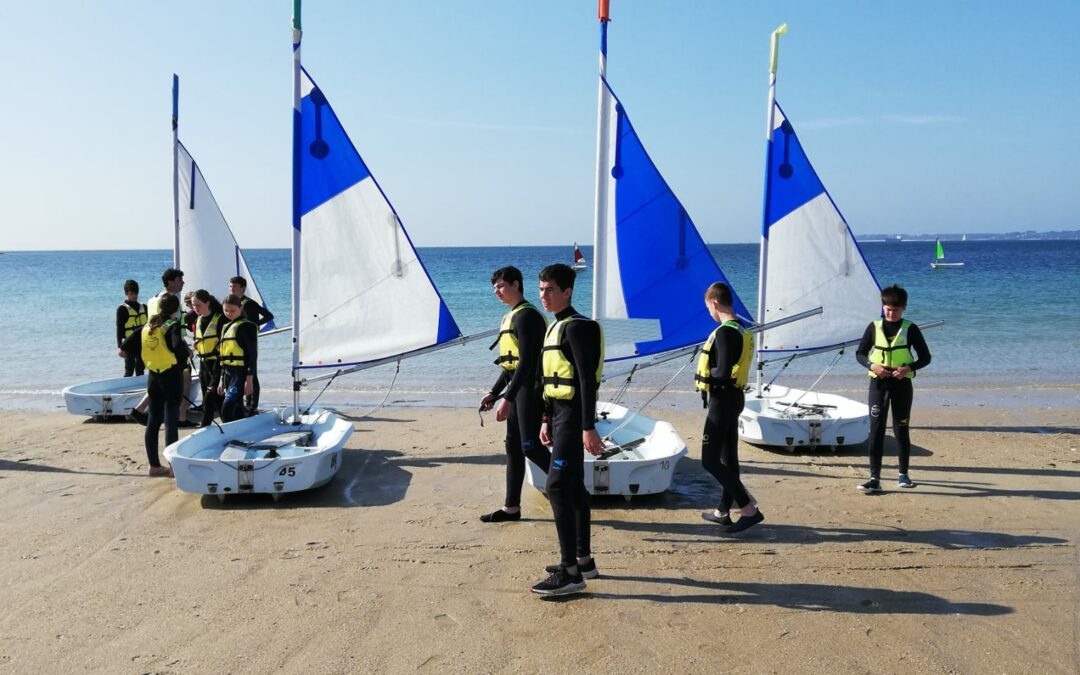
[780,347,845,411]
[349,359,402,419]
[765,352,799,390]
[599,347,698,442]
[607,362,638,408]
[302,368,343,416]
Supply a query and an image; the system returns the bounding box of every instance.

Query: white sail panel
[176,142,271,323]
[296,68,460,369]
[593,80,627,323]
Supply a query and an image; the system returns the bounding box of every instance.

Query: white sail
[295,69,460,371]
[175,141,272,326]
[759,103,880,353]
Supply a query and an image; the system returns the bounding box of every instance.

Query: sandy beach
[1,401,1078,673]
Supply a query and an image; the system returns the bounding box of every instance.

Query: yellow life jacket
[194,313,224,360]
[868,319,914,378]
[219,319,252,368]
[141,321,178,373]
[695,320,754,393]
[119,302,148,339]
[541,314,604,400]
[490,302,546,371]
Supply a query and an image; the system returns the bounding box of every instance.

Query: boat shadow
[913,424,1080,435]
[752,439,934,458]
[590,518,1067,551]
[0,458,131,478]
[578,575,1012,615]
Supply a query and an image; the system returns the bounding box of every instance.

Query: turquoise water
[2,240,1078,409]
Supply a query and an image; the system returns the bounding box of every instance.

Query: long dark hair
[193,289,224,316]
[148,294,180,330]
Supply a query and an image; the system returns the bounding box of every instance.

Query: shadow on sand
[0,458,131,478]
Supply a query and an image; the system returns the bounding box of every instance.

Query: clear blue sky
[3,1,1078,251]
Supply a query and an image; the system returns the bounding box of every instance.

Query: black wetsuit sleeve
[564,319,601,431]
[121,329,141,356]
[855,323,876,370]
[908,324,932,372]
[166,324,190,366]
[238,322,258,375]
[244,299,274,327]
[116,305,128,348]
[503,309,545,400]
[708,326,743,382]
[490,370,510,397]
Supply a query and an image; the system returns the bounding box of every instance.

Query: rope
[349,359,402,419]
[599,347,698,442]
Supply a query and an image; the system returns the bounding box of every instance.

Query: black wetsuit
[700,323,752,511]
[542,306,601,568]
[241,296,273,415]
[196,313,224,428]
[855,320,932,478]
[123,323,189,468]
[116,300,146,377]
[489,301,551,509]
[220,319,258,423]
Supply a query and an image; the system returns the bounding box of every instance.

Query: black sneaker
[701,511,733,526]
[544,558,599,579]
[724,510,765,535]
[530,569,586,596]
[479,509,521,523]
[857,478,882,494]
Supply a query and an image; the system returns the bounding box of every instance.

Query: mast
[590,0,612,319]
[755,23,787,395]
[172,74,180,269]
[290,0,303,419]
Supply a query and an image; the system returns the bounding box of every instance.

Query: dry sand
[1,404,1078,673]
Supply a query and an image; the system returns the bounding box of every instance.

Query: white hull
[164,409,353,497]
[62,375,200,419]
[571,262,588,270]
[525,403,687,497]
[739,384,869,449]
[931,261,965,269]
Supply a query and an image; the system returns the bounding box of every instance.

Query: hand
[118,349,125,358]
[243,377,254,396]
[583,429,604,456]
[217,385,225,397]
[892,366,911,379]
[539,423,551,447]
[478,393,497,412]
[870,364,888,378]
[494,397,512,422]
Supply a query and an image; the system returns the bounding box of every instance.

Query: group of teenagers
[115,268,273,477]
[478,263,930,597]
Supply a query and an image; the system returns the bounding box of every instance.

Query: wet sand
[0,404,1077,673]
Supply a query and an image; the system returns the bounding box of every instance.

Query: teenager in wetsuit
[695,282,764,534]
[191,290,225,428]
[116,279,147,377]
[139,268,195,426]
[229,276,273,416]
[217,294,258,424]
[122,293,188,476]
[478,266,552,523]
[855,284,932,493]
[531,264,604,597]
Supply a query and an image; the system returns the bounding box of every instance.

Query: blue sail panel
[763,103,826,233]
[606,85,750,359]
[299,72,372,217]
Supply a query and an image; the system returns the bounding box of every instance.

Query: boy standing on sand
[116,279,147,377]
[855,284,932,493]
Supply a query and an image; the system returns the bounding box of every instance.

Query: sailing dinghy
[931,239,964,268]
[525,1,756,497]
[739,25,879,450]
[63,75,268,420]
[571,242,587,270]
[167,3,485,500]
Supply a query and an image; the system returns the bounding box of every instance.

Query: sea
[2,240,1078,411]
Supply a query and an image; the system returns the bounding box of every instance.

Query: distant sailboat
[166,2,489,500]
[931,239,965,269]
[571,242,587,270]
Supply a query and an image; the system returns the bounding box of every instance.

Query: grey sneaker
[897,474,916,488]
[857,478,882,493]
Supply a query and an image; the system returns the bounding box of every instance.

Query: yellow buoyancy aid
[490,302,547,371]
[695,320,754,393]
[541,314,604,400]
[218,319,252,368]
[119,302,148,339]
[194,313,224,360]
[141,320,179,373]
[868,319,915,378]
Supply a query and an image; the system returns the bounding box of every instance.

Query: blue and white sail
[757,100,880,353]
[293,67,461,371]
[592,79,750,360]
[175,142,272,329]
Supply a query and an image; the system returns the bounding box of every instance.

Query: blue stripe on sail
[189,157,197,209]
[435,301,460,345]
[292,108,301,231]
[299,69,372,217]
[764,102,826,230]
[604,81,750,359]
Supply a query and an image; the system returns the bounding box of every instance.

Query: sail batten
[759,101,880,353]
[295,69,461,370]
